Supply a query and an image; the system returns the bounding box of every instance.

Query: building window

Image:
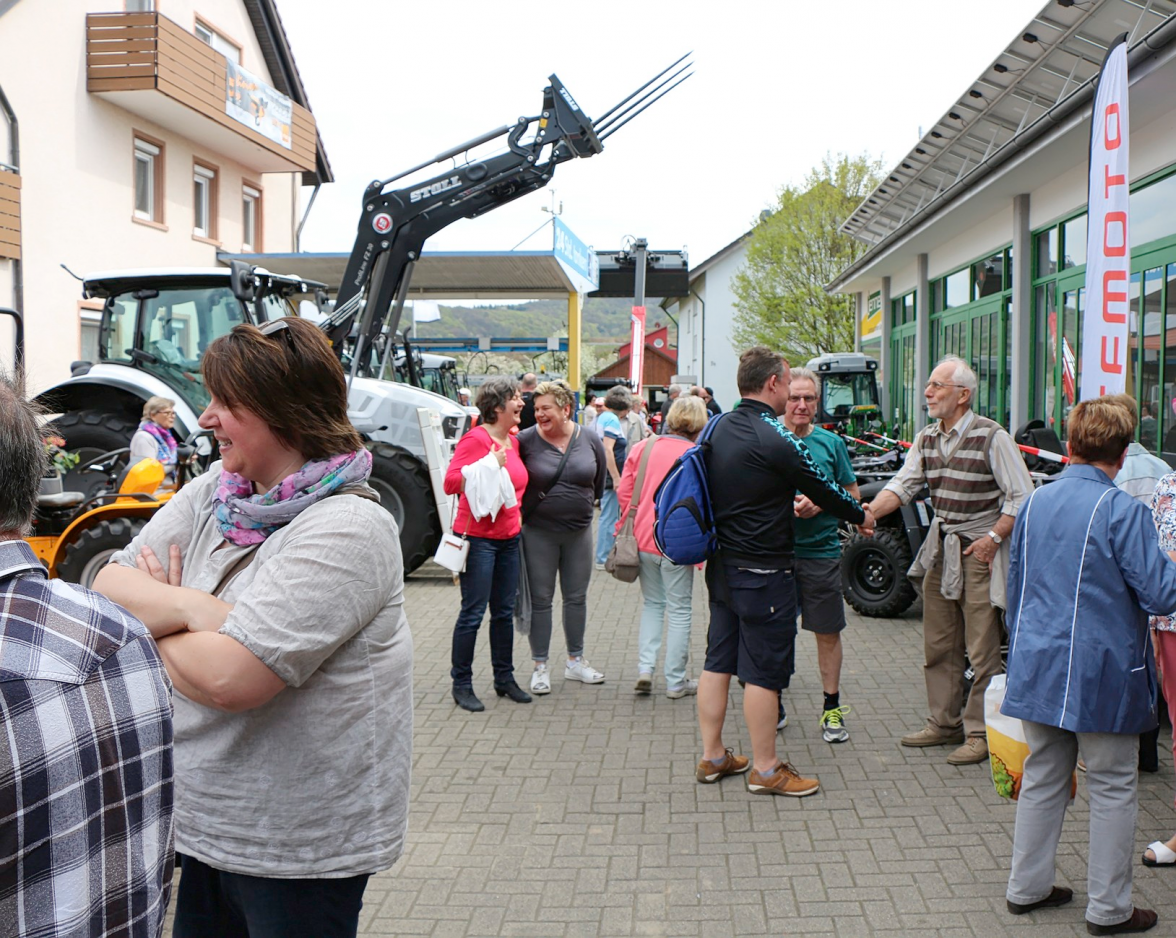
[133,136,163,223]
[80,309,102,363]
[193,162,217,240]
[242,184,261,251]
[125,0,154,10]
[194,20,242,62]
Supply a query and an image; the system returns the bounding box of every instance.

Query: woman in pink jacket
[616,395,709,698]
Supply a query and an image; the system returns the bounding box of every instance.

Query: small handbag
[433,498,472,574]
[606,438,658,583]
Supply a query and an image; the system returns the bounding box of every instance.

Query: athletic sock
[823,692,840,713]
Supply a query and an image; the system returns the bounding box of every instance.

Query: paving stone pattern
[167,539,1176,937]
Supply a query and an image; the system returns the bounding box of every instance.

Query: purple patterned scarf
[138,420,178,469]
[212,448,373,546]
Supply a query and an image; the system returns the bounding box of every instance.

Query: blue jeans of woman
[595,488,619,564]
[451,534,521,687]
[636,552,694,688]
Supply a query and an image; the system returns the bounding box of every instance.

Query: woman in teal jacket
[1003,394,1176,936]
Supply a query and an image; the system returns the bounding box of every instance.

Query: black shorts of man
[694,347,874,796]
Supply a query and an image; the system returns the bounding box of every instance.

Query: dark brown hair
[202,317,364,459]
[737,346,788,396]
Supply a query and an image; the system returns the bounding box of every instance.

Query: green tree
[731,153,882,364]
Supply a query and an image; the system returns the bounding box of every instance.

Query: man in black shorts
[695,347,873,797]
[783,367,859,743]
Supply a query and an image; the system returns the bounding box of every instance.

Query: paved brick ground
[167,541,1176,937]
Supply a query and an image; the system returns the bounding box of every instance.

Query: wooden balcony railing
[86,12,316,174]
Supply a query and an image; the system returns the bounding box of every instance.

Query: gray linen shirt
[111,462,413,878]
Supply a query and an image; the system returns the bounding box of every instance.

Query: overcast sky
[280,0,1047,268]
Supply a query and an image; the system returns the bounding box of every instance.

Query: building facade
[0,0,330,391]
[663,233,749,413]
[831,0,1176,457]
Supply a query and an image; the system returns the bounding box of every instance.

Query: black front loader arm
[322,60,692,376]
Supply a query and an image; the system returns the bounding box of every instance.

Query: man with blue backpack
[690,347,874,797]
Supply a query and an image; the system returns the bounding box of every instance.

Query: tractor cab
[806,353,883,436]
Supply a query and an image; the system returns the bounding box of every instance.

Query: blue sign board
[553,218,599,293]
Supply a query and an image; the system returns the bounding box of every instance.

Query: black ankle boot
[494,681,532,703]
[453,685,485,712]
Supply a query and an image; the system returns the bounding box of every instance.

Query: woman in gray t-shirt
[516,379,607,696]
[95,317,411,937]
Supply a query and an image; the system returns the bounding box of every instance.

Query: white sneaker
[564,657,605,683]
[666,679,698,699]
[530,664,551,695]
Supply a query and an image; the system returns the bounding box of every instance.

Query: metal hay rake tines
[593,52,694,142]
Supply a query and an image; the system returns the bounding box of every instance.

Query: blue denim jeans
[451,534,521,687]
[595,488,619,564]
[636,553,695,688]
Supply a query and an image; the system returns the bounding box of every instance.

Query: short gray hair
[667,383,683,397]
[142,395,175,420]
[604,385,632,412]
[937,355,978,395]
[0,373,48,536]
[475,375,520,424]
[787,366,820,395]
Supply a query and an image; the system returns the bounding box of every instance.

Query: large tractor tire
[50,410,139,499]
[841,527,918,618]
[56,517,146,589]
[367,442,440,575]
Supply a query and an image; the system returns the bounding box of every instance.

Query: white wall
[0,0,304,391]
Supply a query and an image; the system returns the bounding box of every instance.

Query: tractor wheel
[841,527,917,618]
[367,443,440,575]
[56,517,146,589]
[50,410,139,499]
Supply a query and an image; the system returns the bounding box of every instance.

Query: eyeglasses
[259,319,290,336]
[925,381,963,391]
[788,395,817,404]
[154,409,175,416]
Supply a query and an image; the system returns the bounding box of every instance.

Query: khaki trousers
[921,553,1004,738]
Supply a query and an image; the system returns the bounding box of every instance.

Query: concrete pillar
[880,276,892,420]
[853,291,863,352]
[567,290,582,392]
[915,253,930,430]
[1010,193,1032,429]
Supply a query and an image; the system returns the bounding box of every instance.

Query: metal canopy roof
[218,250,584,300]
[841,0,1176,247]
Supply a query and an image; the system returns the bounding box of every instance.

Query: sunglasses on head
[258,319,290,336]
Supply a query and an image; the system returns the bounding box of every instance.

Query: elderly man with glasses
[866,355,1033,765]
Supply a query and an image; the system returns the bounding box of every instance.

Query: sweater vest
[921,415,1003,524]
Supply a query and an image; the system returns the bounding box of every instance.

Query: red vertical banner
[1080,32,1130,399]
[629,305,647,399]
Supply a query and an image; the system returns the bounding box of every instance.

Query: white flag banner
[412,300,441,324]
[629,305,647,399]
[1080,32,1130,400]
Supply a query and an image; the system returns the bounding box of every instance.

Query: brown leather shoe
[1007,885,1073,915]
[901,725,965,748]
[1087,907,1158,935]
[947,737,989,765]
[696,748,749,784]
[746,762,820,797]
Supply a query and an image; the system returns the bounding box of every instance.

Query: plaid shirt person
[0,540,174,938]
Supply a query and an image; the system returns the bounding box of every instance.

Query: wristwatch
[987,530,1003,545]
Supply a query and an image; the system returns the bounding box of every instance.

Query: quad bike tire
[50,409,139,498]
[841,527,918,618]
[56,517,147,589]
[367,442,440,575]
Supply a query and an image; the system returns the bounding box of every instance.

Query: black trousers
[172,854,371,938]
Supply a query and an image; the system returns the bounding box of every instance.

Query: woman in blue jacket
[1003,394,1176,936]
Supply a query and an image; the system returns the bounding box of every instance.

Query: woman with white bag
[1003,395,1176,936]
[443,376,530,712]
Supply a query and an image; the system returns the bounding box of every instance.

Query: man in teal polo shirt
[784,367,860,743]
